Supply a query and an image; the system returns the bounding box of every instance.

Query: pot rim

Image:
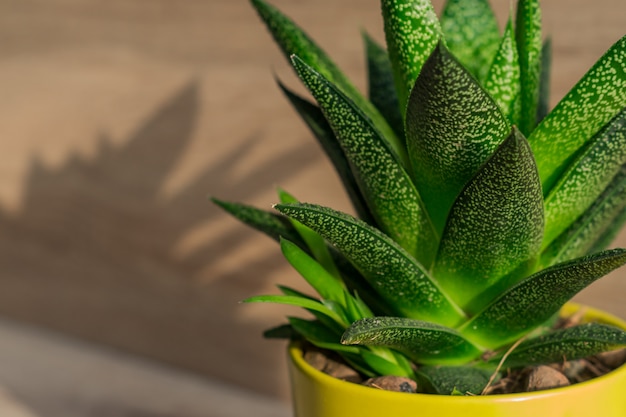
[289,302,626,403]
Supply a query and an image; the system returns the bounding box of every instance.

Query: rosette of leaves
[213,0,626,395]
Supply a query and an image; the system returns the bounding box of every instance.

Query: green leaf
[381,0,441,113]
[405,42,510,233]
[542,166,626,266]
[288,317,342,344]
[280,238,345,303]
[342,317,481,365]
[515,0,542,136]
[363,32,404,139]
[278,189,342,279]
[277,81,375,225]
[250,0,405,167]
[291,56,438,265]
[543,107,626,247]
[244,294,347,327]
[274,203,466,327]
[497,323,626,368]
[416,365,494,395]
[536,38,552,124]
[483,17,521,126]
[530,35,626,193]
[360,350,414,378]
[440,0,501,82]
[211,197,303,245]
[589,205,626,254]
[433,128,544,313]
[460,249,626,349]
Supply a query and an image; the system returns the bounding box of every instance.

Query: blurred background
[0,0,624,416]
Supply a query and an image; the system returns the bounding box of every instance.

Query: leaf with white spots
[543,108,626,247]
[433,128,544,314]
[440,0,501,82]
[381,0,441,114]
[541,166,626,266]
[530,35,626,193]
[417,366,493,395]
[496,323,626,368]
[250,0,407,167]
[515,0,542,136]
[536,38,552,124]
[292,56,438,266]
[274,203,466,327]
[342,317,481,365]
[483,18,521,126]
[405,42,510,233]
[460,249,626,349]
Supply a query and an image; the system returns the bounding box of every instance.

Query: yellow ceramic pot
[288,304,626,417]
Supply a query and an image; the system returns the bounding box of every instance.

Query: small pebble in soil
[363,376,418,393]
[525,365,570,392]
[303,348,362,383]
[595,349,626,369]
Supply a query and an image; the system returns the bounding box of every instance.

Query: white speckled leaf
[274,203,465,327]
[292,56,438,266]
[530,35,626,192]
[541,166,626,266]
[515,0,542,136]
[432,129,544,313]
[250,0,407,167]
[483,18,521,126]
[460,249,626,349]
[543,108,626,247]
[440,0,501,82]
[342,317,481,365]
[406,43,510,233]
[498,323,626,368]
[381,0,441,114]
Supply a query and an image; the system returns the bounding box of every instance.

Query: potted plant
[213,0,626,415]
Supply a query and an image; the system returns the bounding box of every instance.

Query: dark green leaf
[433,128,544,313]
[536,38,552,124]
[277,81,375,225]
[342,317,481,365]
[483,18,521,126]
[405,42,510,233]
[543,107,626,246]
[363,32,404,139]
[211,197,303,245]
[288,317,342,345]
[416,365,494,395]
[263,323,295,339]
[250,0,405,166]
[292,56,438,265]
[589,205,626,254]
[275,203,465,327]
[530,35,626,192]
[440,0,501,82]
[542,166,626,266]
[497,323,626,368]
[460,249,626,349]
[515,0,542,136]
[381,0,441,113]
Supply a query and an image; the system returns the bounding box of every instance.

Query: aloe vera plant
[213,0,626,395]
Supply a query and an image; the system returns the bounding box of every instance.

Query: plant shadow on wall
[0,81,320,397]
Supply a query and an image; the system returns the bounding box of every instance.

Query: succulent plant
[213,0,626,394]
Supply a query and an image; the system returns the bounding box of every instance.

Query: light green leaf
[274,203,466,327]
[515,0,542,136]
[292,56,438,265]
[483,17,521,126]
[277,81,375,225]
[496,323,626,368]
[530,35,626,192]
[244,294,347,327]
[405,42,510,233]
[541,166,626,266]
[433,128,544,313]
[440,0,501,82]
[342,317,481,365]
[417,366,494,395]
[360,350,414,378]
[460,249,626,349]
[364,32,404,138]
[543,108,626,247]
[381,0,441,113]
[250,0,405,166]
